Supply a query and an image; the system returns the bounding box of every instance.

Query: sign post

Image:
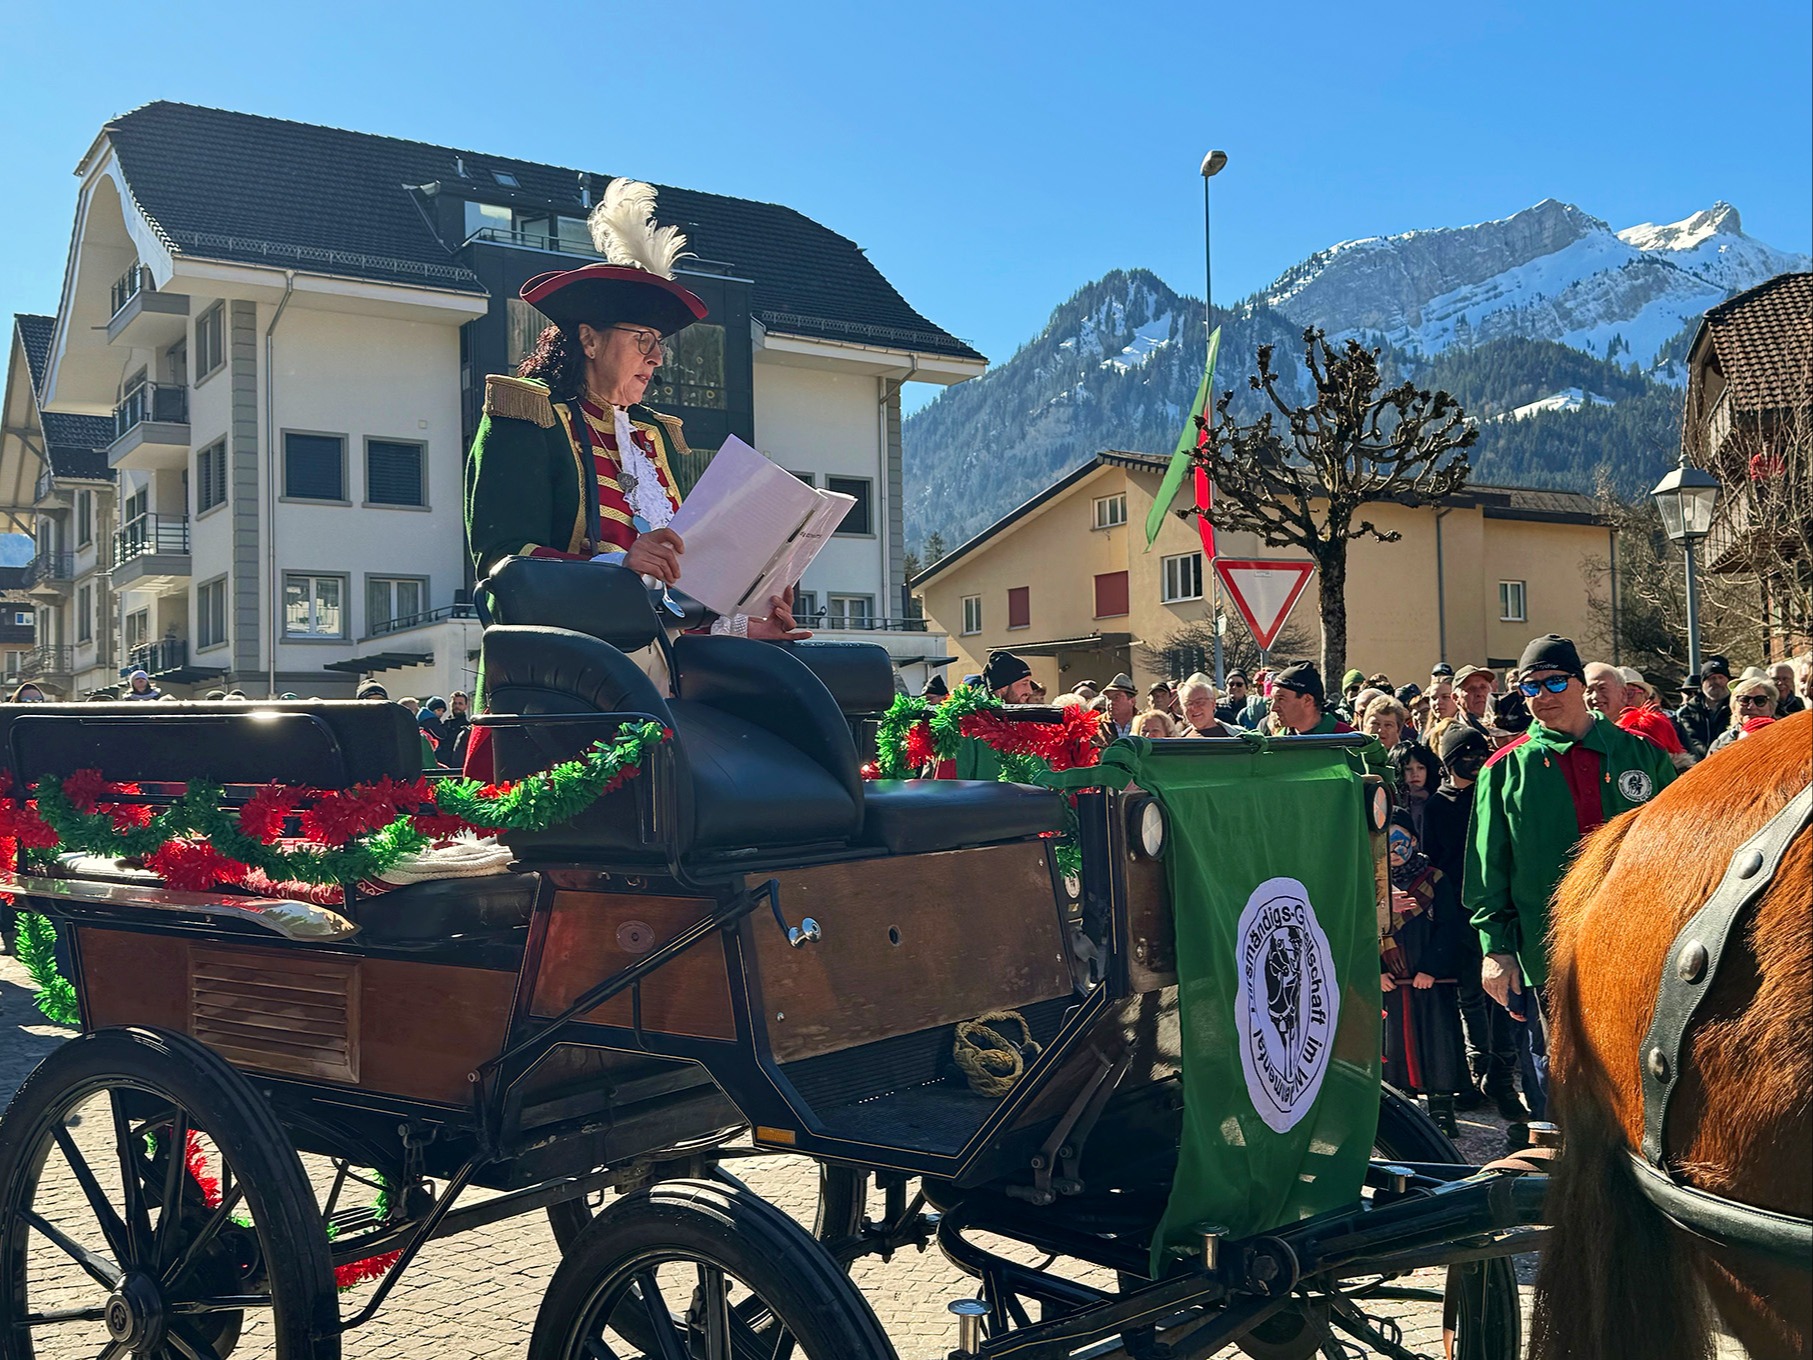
[1214,559,1316,660]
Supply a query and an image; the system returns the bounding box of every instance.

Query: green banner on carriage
[1142,741,1381,1273]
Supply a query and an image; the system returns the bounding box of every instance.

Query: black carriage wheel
[529,1178,897,1360]
[1372,1084,1520,1360]
[0,1027,341,1360]
[548,1160,870,1259]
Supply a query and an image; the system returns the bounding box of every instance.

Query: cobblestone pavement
[1,948,1739,1359]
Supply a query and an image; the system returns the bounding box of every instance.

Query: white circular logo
[1237,877,1340,1134]
[1617,769,1654,802]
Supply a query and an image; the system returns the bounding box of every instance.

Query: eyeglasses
[1518,675,1573,697]
[1736,694,1774,708]
[609,325,665,360]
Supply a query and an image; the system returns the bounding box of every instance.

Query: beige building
[914,451,1614,692]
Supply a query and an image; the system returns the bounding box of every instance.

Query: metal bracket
[761,876,820,947]
[1008,1047,1131,1205]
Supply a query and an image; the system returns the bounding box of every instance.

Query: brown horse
[1533,709,1812,1360]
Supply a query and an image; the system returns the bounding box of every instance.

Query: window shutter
[284,435,344,500]
[367,441,424,506]
[1094,571,1129,618]
[1007,586,1030,629]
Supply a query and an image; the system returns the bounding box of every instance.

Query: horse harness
[1633,781,1813,1265]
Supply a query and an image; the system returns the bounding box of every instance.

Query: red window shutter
[1094,571,1129,618]
[1007,586,1030,628]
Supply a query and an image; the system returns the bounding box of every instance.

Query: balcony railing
[122,638,186,679]
[23,645,72,678]
[24,553,74,588]
[110,263,152,318]
[369,603,476,638]
[798,613,929,633]
[115,513,191,565]
[114,382,189,441]
[33,468,68,505]
[1704,388,1733,458]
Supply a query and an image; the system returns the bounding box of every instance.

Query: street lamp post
[1649,454,1722,681]
[1200,150,1228,688]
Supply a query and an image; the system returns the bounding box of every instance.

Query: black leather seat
[351,873,539,942]
[860,779,1066,855]
[479,558,864,860]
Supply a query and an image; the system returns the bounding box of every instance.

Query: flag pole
[1200,150,1228,688]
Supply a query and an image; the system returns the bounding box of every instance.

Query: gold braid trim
[646,410,690,457]
[483,375,557,428]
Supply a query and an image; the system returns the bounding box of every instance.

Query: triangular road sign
[1215,559,1315,651]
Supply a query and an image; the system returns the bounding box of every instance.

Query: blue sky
[2,0,1808,412]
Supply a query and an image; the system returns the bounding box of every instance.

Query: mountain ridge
[903,199,1806,553]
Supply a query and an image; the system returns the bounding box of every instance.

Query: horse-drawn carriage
[0,559,1550,1359]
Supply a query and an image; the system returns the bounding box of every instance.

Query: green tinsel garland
[16,910,78,1027]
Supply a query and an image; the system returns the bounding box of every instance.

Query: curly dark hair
[518,324,585,402]
[1392,740,1442,797]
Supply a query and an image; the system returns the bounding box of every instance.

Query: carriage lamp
[1126,796,1168,859]
[1365,781,1390,834]
[1649,456,1721,679]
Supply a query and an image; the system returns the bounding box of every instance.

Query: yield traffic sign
[1214,559,1315,651]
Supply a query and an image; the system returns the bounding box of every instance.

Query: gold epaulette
[646,410,690,456]
[483,375,556,429]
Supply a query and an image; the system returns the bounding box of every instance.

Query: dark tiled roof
[0,566,31,591]
[1698,272,1812,414]
[14,316,118,475]
[105,102,982,361]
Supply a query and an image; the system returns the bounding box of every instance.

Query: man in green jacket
[1463,633,1676,1118]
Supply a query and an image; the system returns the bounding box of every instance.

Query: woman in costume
[463,179,805,776]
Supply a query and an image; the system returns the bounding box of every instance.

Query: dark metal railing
[23,644,72,677]
[799,613,929,633]
[33,468,65,504]
[369,603,476,637]
[115,513,191,565]
[110,263,152,317]
[113,382,189,441]
[24,553,73,588]
[122,638,186,678]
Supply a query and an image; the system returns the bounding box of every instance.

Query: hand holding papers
[667,437,853,618]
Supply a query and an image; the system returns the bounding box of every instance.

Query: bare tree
[1141,616,1314,682]
[1187,329,1475,682]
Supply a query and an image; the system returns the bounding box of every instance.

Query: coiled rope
[953,1010,1041,1097]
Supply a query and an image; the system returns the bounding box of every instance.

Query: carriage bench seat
[858,779,1065,856]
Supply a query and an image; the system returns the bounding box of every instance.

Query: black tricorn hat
[520,263,707,337]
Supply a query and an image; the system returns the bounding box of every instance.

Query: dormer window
[464,201,512,240]
[492,170,519,188]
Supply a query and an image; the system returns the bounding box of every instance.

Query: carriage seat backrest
[0,701,421,790]
[480,556,666,653]
[766,641,899,718]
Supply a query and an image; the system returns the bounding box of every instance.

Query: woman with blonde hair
[1132,708,1178,739]
[1360,694,1411,751]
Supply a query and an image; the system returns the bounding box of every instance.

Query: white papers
[666,437,854,617]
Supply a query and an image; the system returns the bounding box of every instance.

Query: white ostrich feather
[588,178,689,279]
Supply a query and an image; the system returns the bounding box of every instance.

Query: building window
[284,573,346,639]
[1498,580,1527,623]
[126,609,149,653]
[646,324,728,410]
[961,595,982,636]
[789,470,815,486]
[198,578,228,650]
[195,303,224,379]
[284,433,346,501]
[75,491,93,547]
[464,200,513,241]
[827,594,874,629]
[197,440,228,513]
[1093,494,1127,530]
[1007,586,1030,629]
[76,585,92,643]
[366,439,425,507]
[13,610,29,626]
[367,576,427,635]
[827,477,873,536]
[1161,552,1204,603]
[1094,570,1130,619]
[793,590,818,621]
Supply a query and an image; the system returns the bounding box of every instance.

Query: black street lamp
[1649,455,1722,679]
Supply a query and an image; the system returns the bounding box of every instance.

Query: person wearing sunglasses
[1706,677,1778,756]
[1462,634,1676,1127]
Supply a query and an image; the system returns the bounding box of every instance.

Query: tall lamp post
[1649,454,1722,681]
[1200,149,1228,687]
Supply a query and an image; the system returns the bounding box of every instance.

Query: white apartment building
[3,102,983,699]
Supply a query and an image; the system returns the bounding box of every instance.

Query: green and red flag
[1143,325,1221,552]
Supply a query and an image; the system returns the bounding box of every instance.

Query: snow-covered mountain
[1259,199,1808,373]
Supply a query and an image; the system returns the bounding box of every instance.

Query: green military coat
[1463,712,1676,986]
[463,374,690,579]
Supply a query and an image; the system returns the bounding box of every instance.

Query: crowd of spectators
[969,639,1812,1142]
